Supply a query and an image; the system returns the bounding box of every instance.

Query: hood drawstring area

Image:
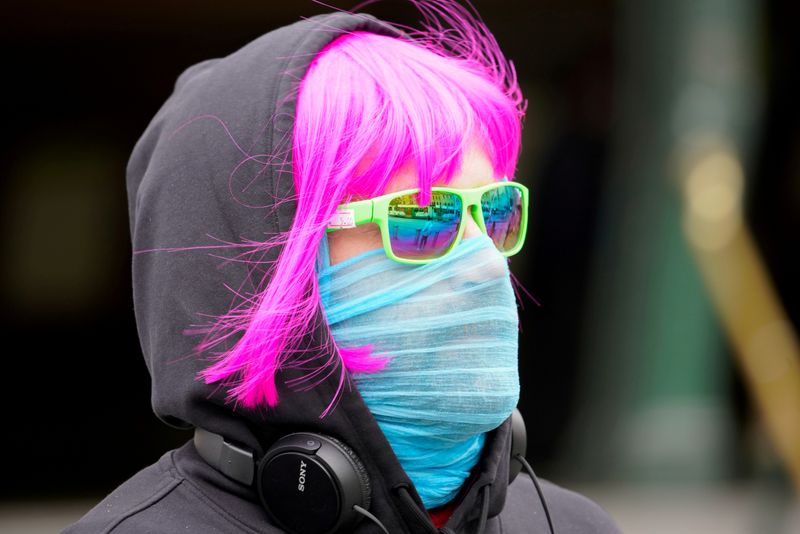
[475,484,491,534]
[395,485,440,533]
[393,483,493,534]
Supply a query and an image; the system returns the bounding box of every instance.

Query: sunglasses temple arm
[326,199,374,232]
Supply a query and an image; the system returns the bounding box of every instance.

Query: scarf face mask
[317,234,520,509]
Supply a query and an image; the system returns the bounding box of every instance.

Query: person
[418,216,434,250]
[64,2,621,533]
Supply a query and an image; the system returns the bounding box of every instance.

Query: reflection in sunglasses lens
[388,192,462,260]
[481,186,522,253]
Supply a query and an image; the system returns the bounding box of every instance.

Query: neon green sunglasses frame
[326,181,529,265]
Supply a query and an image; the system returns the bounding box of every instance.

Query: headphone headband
[193,427,255,485]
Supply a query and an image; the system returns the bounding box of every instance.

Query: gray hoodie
[64,11,621,534]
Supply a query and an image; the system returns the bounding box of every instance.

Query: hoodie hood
[126,11,514,532]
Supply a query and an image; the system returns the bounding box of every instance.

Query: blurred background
[1,0,798,533]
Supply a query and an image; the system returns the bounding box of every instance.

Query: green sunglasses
[326,181,529,264]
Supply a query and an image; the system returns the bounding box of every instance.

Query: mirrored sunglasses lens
[481,185,524,253]
[387,192,463,260]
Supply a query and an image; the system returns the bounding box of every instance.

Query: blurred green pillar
[563,0,762,481]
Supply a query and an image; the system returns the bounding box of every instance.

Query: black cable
[515,454,556,534]
[353,505,390,534]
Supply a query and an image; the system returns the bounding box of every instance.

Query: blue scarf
[317,234,520,508]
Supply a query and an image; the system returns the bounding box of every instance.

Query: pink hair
[198,2,525,412]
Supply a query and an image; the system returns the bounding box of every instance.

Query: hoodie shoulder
[500,474,622,534]
[62,449,182,534]
[61,448,282,534]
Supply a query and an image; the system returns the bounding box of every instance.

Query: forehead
[384,145,499,194]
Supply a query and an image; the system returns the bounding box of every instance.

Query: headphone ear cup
[256,433,371,534]
[321,433,372,511]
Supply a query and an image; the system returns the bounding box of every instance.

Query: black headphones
[194,409,528,534]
